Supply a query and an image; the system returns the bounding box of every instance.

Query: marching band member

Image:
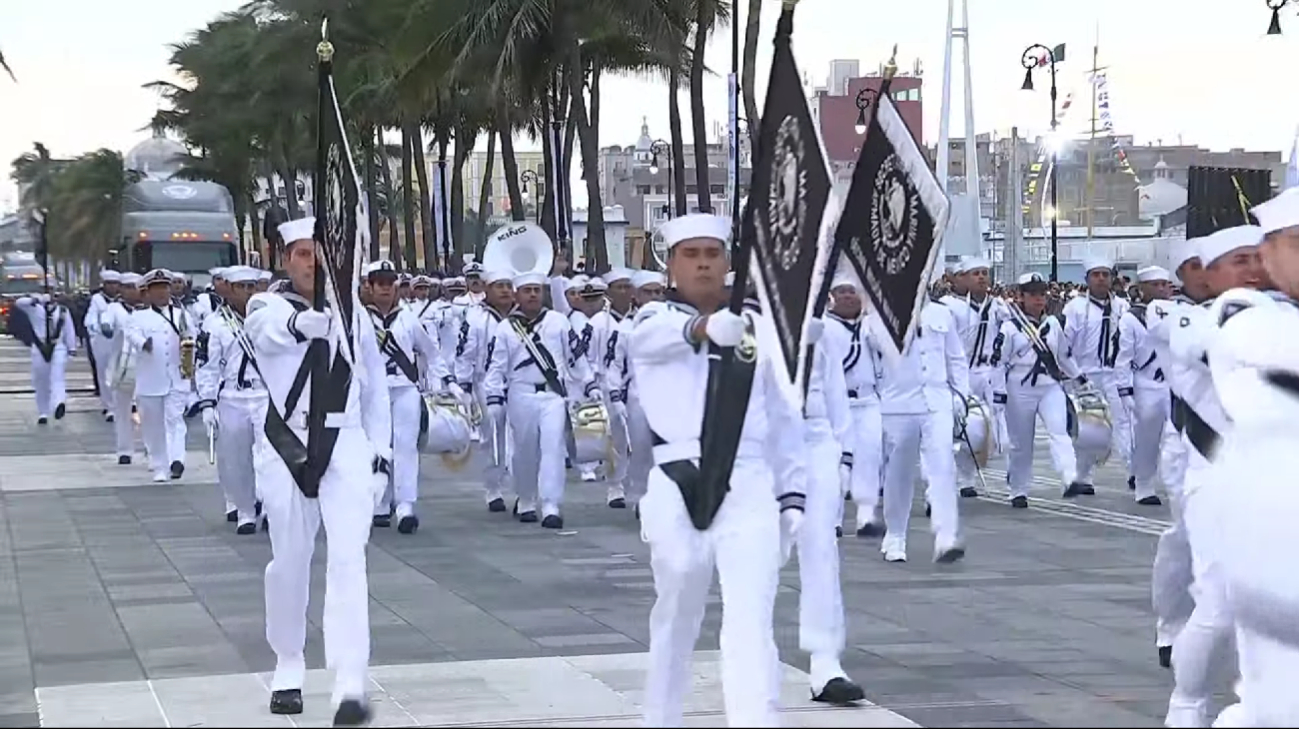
[460,262,487,304]
[436,277,468,373]
[625,270,666,512]
[396,272,413,304]
[484,270,599,528]
[256,269,273,292]
[85,269,122,421]
[1149,241,1206,669]
[1060,256,1131,495]
[1115,266,1174,506]
[455,270,517,512]
[409,274,434,309]
[940,256,1011,497]
[990,272,1082,506]
[192,267,228,325]
[194,266,267,535]
[14,290,77,424]
[1165,225,1266,728]
[365,259,459,533]
[630,213,806,727]
[129,269,196,481]
[589,267,637,508]
[102,273,143,464]
[797,315,865,704]
[820,273,885,536]
[877,294,969,564]
[247,217,392,725]
[566,276,601,482]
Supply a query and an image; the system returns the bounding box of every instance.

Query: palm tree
[0,47,15,82]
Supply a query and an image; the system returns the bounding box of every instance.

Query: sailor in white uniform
[632,214,807,727]
[624,270,666,511]
[192,267,228,325]
[364,259,459,533]
[194,266,267,534]
[247,217,392,725]
[256,269,273,292]
[1115,265,1174,506]
[990,272,1082,505]
[565,276,601,481]
[84,269,122,421]
[484,271,599,528]
[129,269,195,481]
[1059,256,1131,494]
[460,262,487,304]
[455,269,517,511]
[14,291,77,424]
[588,267,637,507]
[102,273,143,463]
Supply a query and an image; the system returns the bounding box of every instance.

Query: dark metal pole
[1048,59,1059,283]
[730,0,741,249]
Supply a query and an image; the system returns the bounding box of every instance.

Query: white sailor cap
[99,269,121,283]
[141,269,172,287]
[480,270,509,285]
[1198,225,1263,267]
[724,271,736,287]
[1082,255,1113,274]
[429,277,444,286]
[1251,187,1299,236]
[659,213,731,250]
[398,272,412,284]
[565,275,590,292]
[513,272,546,288]
[587,277,609,292]
[258,269,273,281]
[1170,238,1202,274]
[1136,265,1171,283]
[830,263,861,292]
[463,261,484,277]
[365,259,399,277]
[579,279,607,297]
[958,256,992,274]
[278,217,315,247]
[119,273,142,288]
[603,267,633,284]
[225,266,261,284]
[208,267,228,280]
[632,270,665,289]
[411,275,433,287]
[1017,271,1048,288]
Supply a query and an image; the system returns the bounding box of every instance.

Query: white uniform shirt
[588,305,634,396]
[454,304,508,393]
[15,297,77,356]
[941,293,1012,370]
[1061,294,1129,375]
[84,291,112,341]
[128,303,196,397]
[804,335,853,454]
[367,304,450,390]
[820,312,883,405]
[989,310,1079,394]
[195,305,264,406]
[877,304,971,415]
[1115,300,1176,395]
[484,308,596,406]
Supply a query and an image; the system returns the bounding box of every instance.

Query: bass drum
[952,392,992,467]
[419,393,474,469]
[1067,386,1113,464]
[570,400,613,466]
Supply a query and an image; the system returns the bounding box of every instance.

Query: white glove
[839,464,852,499]
[807,317,825,345]
[779,509,804,567]
[201,407,219,429]
[704,311,746,347]
[445,381,467,404]
[586,387,603,403]
[293,310,332,340]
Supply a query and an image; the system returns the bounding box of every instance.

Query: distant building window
[637,185,651,195]
[710,184,724,194]
[655,185,666,194]
[686,185,697,195]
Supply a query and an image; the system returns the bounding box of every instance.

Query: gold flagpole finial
[1230,175,1252,221]
[883,45,899,80]
[317,18,334,62]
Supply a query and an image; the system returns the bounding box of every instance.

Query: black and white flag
[834,89,948,358]
[741,5,834,405]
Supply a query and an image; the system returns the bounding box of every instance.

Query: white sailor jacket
[1168,298,1230,470]
[1061,294,1129,376]
[804,335,854,467]
[989,311,1080,397]
[820,311,883,406]
[588,305,635,401]
[1115,300,1175,396]
[14,297,77,358]
[877,304,970,415]
[453,303,509,394]
[941,293,1013,370]
[367,304,451,391]
[84,290,113,341]
[483,308,597,406]
[195,305,265,408]
[102,301,139,383]
[128,303,196,397]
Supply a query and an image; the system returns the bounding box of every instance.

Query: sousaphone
[483,222,554,281]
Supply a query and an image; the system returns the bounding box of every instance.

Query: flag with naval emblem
[833,84,949,358]
[740,3,833,404]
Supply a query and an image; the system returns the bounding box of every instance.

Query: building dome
[635,116,653,152]
[1138,177,1188,219]
[124,132,188,181]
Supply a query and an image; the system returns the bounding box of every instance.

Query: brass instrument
[179,336,197,380]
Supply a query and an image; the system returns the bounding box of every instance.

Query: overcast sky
[1,0,1292,210]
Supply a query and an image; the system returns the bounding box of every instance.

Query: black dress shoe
[236,522,257,535]
[372,514,391,528]
[835,526,843,538]
[226,509,238,523]
[105,414,114,423]
[1063,482,1088,498]
[541,514,563,529]
[959,486,979,498]
[1079,483,1096,495]
[608,497,626,509]
[118,455,131,465]
[518,510,538,523]
[487,497,506,513]
[812,677,865,705]
[1158,645,1172,668]
[332,699,371,726]
[54,403,66,420]
[1010,495,1029,509]
[844,491,853,501]
[268,688,303,715]
[856,522,883,538]
[101,408,108,416]
[397,514,419,534]
[1138,495,1163,506]
[1127,475,1136,491]
[131,404,137,414]
[935,546,966,564]
[262,517,271,533]
[37,417,47,425]
[169,461,184,479]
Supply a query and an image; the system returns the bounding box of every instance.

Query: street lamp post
[1021,44,1060,282]
[520,169,541,225]
[853,87,879,135]
[649,139,672,224]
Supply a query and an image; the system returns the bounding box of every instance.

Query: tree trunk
[409,119,436,270]
[741,0,762,147]
[246,197,262,265]
[566,40,608,273]
[497,103,526,221]
[540,100,556,240]
[275,162,300,218]
[376,129,400,261]
[361,125,381,262]
[689,12,713,214]
[474,127,497,260]
[400,128,418,271]
[668,65,688,216]
[451,123,475,263]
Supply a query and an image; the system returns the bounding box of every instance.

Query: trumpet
[180,336,197,380]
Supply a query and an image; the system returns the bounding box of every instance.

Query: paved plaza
[0,337,1190,727]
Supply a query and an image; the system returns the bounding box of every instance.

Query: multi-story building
[461,149,547,222]
[809,58,925,190]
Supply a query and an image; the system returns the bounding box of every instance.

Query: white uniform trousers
[847,401,884,529]
[256,425,374,704]
[507,387,568,517]
[90,336,115,414]
[30,346,68,419]
[640,455,782,727]
[1213,630,1299,728]
[479,395,512,504]
[1129,385,1168,501]
[1004,382,1077,496]
[959,367,1005,486]
[602,396,631,503]
[216,395,267,520]
[1076,370,1134,484]
[137,389,188,476]
[625,395,654,506]
[1153,421,1194,650]
[112,383,136,458]
[1167,454,1235,728]
[881,409,960,551]
[797,422,848,690]
[374,385,422,516]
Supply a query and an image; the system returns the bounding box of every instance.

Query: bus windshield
[147,241,237,274]
[0,277,46,295]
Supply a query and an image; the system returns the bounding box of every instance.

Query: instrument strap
[219,305,261,386]
[35,304,65,363]
[369,307,419,383]
[510,313,567,398]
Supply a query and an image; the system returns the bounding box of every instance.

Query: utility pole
[1086,26,1106,239]
[1008,126,1023,279]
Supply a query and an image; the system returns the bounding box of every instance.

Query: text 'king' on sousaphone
[483,221,554,280]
